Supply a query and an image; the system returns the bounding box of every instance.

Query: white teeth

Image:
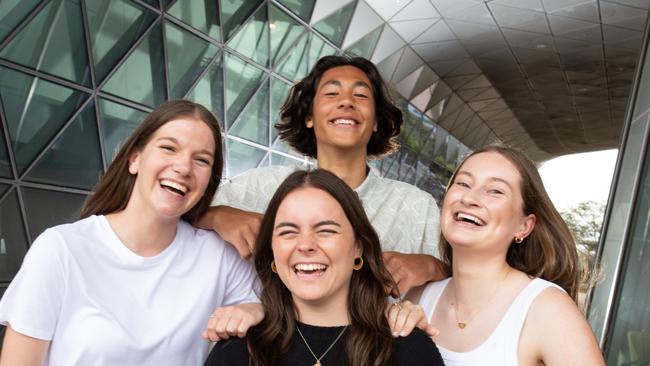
[332,119,355,125]
[456,212,485,226]
[160,179,188,194]
[294,263,327,271]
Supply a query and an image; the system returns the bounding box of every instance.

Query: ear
[516,214,536,240]
[306,117,314,128]
[128,151,141,175]
[354,240,363,258]
[373,121,378,132]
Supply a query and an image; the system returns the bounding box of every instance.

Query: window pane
[277,0,315,22]
[270,5,305,66]
[186,52,225,127]
[312,1,355,47]
[0,189,28,282]
[21,187,87,241]
[276,31,309,81]
[0,0,91,86]
[97,98,147,164]
[0,127,11,178]
[25,102,102,190]
[221,0,262,41]
[168,0,221,41]
[0,0,41,43]
[224,53,265,126]
[229,80,269,145]
[270,77,291,142]
[226,139,266,177]
[226,4,269,67]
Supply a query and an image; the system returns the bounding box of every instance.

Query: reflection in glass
[0,0,41,43]
[226,4,269,67]
[224,53,265,126]
[25,102,102,190]
[0,66,88,175]
[98,98,147,164]
[186,52,224,127]
[308,33,336,69]
[226,139,266,177]
[277,32,309,81]
[165,22,219,99]
[21,187,87,242]
[169,0,220,41]
[85,0,157,83]
[345,25,383,59]
[0,0,91,86]
[270,77,292,142]
[230,80,269,145]
[312,2,355,47]
[221,0,263,41]
[277,0,315,22]
[604,145,650,365]
[270,5,305,66]
[0,189,28,282]
[0,128,12,178]
[102,22,166,107]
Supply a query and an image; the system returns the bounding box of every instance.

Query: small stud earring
[271,261,278,273]
[514,236,523,244]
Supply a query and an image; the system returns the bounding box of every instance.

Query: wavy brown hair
[277,55,402,159]
[80,100,223,224]
[440,145,580,301]
[248,169,397,366]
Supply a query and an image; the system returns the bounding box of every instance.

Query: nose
[460,187,481,207]
[337,90,355,110]
[296,234,317,253]
[172,154,192,176]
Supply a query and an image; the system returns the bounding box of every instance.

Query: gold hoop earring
[353,257,364,270]
[271,261,277,273]
[514,236,523,244]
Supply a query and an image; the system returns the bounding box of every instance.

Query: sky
[538,149,619,210]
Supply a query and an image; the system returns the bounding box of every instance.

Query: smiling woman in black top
[205,169,443,366]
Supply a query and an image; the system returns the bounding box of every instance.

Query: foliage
[559,200,606,256]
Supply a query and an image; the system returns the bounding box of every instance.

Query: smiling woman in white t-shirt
[0,100,261,366]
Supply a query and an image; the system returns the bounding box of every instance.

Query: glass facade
[0,0,467,294]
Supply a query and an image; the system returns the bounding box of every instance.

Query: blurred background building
[0,1,648,364]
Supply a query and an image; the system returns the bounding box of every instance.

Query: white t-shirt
[213,164,441,256]
[0,215,258,366]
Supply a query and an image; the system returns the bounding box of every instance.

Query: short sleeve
[392,328,445,366]
[0,229,67,340]
[221,243,260,305]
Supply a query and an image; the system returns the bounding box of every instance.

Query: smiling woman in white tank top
[409,145,604,366]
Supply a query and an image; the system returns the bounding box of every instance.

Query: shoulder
[229,165,297,183]
[27,216,103,259]
[177,221,235,255]
[392,328,444,365]
[205,337,249,366]
[367,174,438,205]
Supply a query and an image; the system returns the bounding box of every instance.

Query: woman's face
[127,118,215,221]
[441,151,535,254]
[271,187,361,310]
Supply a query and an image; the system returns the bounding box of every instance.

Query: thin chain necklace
[296,325,348,366]
[451,267,511,329]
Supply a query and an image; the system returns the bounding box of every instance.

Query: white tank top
[420,277,563,366]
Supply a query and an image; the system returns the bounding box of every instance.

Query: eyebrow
[320,79,372,90]
[155,136,214,156]
[456,171,513,189]
[274,220,341,230]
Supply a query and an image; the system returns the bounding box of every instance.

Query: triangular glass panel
[0,66,89,175]
[0,184,10,198]
[0,127,12,178]
[277,0,315,22]
[270,4,306,66]
[21,187,88,242]
[226,4,269,67]
[168,0,220,41]
[102,22,166,108]
[222,0,263,41]
[186,52,224,128]
[312,1,355,47]
[345,25,383,59]
[272,136,302,158]
[0,189,28,282]
[0,0,41,44]
[308,33,336,69]
[97,98,147,164]
[142,0,159,7]
[270,77,292,142]
[271,152,302,167]
[0,0,91,86]
[226,139,267,178]
[25,102,102,190]
[85,0,157,83]
[258,152,270,168]
[165,22,219,99]
[276,32,310,81]
[229,80,270,145]
[224,53,265,127]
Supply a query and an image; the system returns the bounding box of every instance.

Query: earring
[353,256,364,270]
[271,261,277,273]
[514,236,524,244]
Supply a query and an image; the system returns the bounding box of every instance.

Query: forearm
[195,205,221,230]
[0,326,49,366]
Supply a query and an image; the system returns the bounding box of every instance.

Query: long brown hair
[440,145,581,301]
[248,169,396,366]
[80,100,223,224]
[277,55,402,159]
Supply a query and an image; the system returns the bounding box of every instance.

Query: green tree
[560,200,605,256]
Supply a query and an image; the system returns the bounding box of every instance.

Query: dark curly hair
[276,55,402,159]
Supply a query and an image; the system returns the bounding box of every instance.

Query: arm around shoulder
[522,287,605,366]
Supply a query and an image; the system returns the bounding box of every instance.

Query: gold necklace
[296,325,347,366]
[452,267,511,329]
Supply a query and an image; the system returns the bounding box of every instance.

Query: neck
[293,295,350,327]
[316,148,368,189]
[106,206,178,257]
[451,254,512,304]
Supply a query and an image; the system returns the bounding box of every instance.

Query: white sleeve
[421,195,441,258]
[0,229,67,340]
[221,244,260,305]
[211,167,291,214]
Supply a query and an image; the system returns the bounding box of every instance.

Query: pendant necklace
[452,267,511,329]
[296,325,347,366]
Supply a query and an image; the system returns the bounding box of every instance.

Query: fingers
[387,301,429,338]
[203,304,264,342]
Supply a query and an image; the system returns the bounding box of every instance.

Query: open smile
[293,263,329,277]
[454,212,486,226]
[160,179,188,197]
